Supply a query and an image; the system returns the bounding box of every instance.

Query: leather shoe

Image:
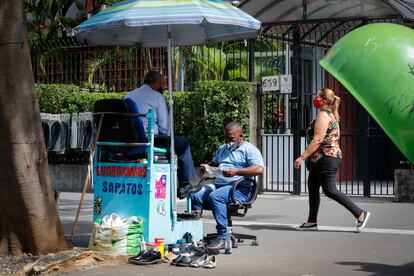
[178,183,191,199]
[178,182,205,199]
[129,250,162,265]
[206,238,225,250]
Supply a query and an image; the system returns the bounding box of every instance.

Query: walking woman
[294,88,370,232]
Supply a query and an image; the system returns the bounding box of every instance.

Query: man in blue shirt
[190,122,264,250]
[124,71,196,197]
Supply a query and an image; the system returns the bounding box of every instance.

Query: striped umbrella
[74,0,260,47]
[74,0,261,224]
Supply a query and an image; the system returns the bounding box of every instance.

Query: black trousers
[307,156,363,222]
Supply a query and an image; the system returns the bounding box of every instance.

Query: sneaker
[171,254,185,266]
[206,238,225,250]
[356,211,371,233]
[173,252,204,267]
[203,255,216,269]
[183,232,194,243]
[295,223,318,231]
[190,254,208,268]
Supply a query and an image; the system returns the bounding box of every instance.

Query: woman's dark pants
[307,156,363,223]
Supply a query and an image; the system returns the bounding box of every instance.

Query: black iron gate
[30,20,409,197]
[258,20,408,196]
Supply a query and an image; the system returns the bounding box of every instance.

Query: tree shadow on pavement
[337,261,414,276]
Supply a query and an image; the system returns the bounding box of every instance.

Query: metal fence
[257,19,408,196]
[30,18,410,197]
[31,37,167,92]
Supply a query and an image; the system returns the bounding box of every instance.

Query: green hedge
[36,84,124,114]
[36,81,251,164]
[170,81,251,163]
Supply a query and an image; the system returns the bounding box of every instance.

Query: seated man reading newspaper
[190,122,264,250]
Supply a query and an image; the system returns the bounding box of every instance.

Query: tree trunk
[0,0,69,256]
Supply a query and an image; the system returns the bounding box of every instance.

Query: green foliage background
[187,81,251,163]
[36,81,251,164]
[36,84,124,114]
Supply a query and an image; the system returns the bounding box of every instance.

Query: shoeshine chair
[93,99,139,142]
[91,99,204,244]
[200,177,259,247]
[93,98,170,162]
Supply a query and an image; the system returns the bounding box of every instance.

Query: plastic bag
[89,213,144,255]
[201,164,224,177]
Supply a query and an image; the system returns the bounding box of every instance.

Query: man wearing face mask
[190,122,264,250]
[124,70,196,198]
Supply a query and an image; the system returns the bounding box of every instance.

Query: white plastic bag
[89,213,143,256]
[201,164,224,177]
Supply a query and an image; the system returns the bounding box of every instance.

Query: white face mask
[227,140,239,150]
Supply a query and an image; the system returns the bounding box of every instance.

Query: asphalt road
[59,192,414,276]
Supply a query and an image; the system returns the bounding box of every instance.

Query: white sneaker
[356,211,371,233]
[203,255,216,269]
[190,254,208,268]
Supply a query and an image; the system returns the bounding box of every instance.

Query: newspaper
[201,164,224,178]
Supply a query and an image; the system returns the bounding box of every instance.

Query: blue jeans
[174,136,196,183]
[191,184,251,239]
[155,136,196,183]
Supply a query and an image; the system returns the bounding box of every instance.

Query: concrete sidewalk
[59,193,414,276]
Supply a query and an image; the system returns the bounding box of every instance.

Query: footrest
[154,147,167,154]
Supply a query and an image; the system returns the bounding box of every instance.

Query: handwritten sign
[280,74,292,94]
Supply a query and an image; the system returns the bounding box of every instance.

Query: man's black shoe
[206,238,225,250]
[129,250,162,265]
[128,250,145,262]
[178,182,191,199]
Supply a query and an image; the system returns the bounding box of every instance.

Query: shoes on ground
[128,250,162,265]
[128,250,145,263]
[171,254,185,266]
[203,255,216,269]
[189,254,208,268]
[171,252,204,267]
[172,253,216,269]
[183,232,194,243]
[206,237,225,250]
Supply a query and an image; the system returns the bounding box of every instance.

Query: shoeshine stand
[92,109,203,244]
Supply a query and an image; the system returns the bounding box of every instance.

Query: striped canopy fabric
[74,0,261,47]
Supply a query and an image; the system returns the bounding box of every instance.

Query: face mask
[313,97,325,109]
[227,139,239,150]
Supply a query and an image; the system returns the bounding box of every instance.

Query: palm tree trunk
[0,0,69,256]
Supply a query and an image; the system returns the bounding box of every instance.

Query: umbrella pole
[167,25,177,228]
